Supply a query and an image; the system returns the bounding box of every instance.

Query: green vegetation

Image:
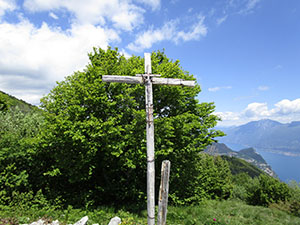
[0,90,35,112]
[230,173,300,216]
[36,47,224,206]
[222,155,263,178]
[0,108,44,205]
[0,47,299,224]
[1,200,300,225]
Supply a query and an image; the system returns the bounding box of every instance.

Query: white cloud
[216,98,300,126]
[258,85,269,91]
[273,99,300,115]
[216,15,228,25]
[239,0,261,14]
[214,111,240,122]
[0,19,119,104]
[49,12,58,20]
[244,102,270,118]
[175,16,207,43]
[135,0,160,10]
[127,21,177,52]
[23,0,145,31]
[128,16,207,52]
[247,0,261,10]
[208,86,232,92]
[0,0,16,18]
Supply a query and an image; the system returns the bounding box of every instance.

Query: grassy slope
[1,200,299,225]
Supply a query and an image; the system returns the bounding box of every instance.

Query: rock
[74,216,89,225]
[30,219,46,225]
[108,217,121,225]
[26,219,60,225]
[51,220,60,225]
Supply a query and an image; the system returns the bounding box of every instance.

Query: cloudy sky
[0,0,300,126]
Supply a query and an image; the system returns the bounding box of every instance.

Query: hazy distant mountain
[205,143,277,177]
[219,119,300,156]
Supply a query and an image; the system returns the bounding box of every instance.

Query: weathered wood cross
[102,53,195,225]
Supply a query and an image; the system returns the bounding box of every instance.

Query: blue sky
[0,0,300,126]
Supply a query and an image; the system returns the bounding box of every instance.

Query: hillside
[0,90,37,112]
[219,119,300,156]
[221,155,264,178]
[205,143,277,177]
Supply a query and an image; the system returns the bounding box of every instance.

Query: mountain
[205,143,277,177]
[0,90,36,112]
[219,119,300,156]
[220,155,264,178]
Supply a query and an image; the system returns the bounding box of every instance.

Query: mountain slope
[220,119,300,156]
[205,143,277,177]
[220,155,264,178]
[0,90,36,112]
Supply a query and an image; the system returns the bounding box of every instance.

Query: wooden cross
[102,53,195,225]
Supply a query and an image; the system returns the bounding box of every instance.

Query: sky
[0,0,300,126]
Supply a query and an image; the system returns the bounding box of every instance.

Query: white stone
[51,220,60,225]
[30,219,45,225]
[74,216,88,225]
[108,216,121,225]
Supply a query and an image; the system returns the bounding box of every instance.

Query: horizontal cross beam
[102,75,195,87]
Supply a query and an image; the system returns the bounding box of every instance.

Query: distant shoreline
[257,148,300,157]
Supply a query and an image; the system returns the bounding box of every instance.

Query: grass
[0,200,300,225]
[167,200,300,225]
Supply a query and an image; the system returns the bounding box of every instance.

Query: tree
[0,99,8,111]
[0,108,44,204]
[38,47,224,206]
[170,154,233,204]
[246,174,291,206]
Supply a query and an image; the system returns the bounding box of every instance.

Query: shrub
[246,174,291,206]
[0,108,43,204]
[289,181,300,217]
[170,154,233,204]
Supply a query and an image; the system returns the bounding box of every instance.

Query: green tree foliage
[246,174,291,206]
[38,47,224,206]
[0,108,44,204]
[288,181,300,216]
[0,99,8,111]
[169,154,233,205]
[172,154,232,204]
[221,155,264,178]
[0,90,34,112]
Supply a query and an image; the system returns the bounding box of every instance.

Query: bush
[0,108,43,204]
[246,174,291,206]
[288,181,300,217]
[170,154,233,204]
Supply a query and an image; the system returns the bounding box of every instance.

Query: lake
[256,149,300,183]
[223,143,300,183]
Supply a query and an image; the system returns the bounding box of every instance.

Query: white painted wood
[152,77,195,87]
[145,53,155,225]
[157,160,171,225]
[102,75,195,87]
[144,53,152,74]
[102,75,143,84]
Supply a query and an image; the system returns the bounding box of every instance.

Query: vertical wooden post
[145,53,155,225]
[157,160,171,225]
